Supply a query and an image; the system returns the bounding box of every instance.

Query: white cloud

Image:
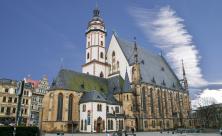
[130,6,208,88]
[191,88,222,109]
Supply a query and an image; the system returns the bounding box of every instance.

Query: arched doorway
[96,117,103,133]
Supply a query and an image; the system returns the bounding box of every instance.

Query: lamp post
[14,80,25,136]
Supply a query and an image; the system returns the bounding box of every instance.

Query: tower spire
[182,59,188,91]
[182,59,186,76]
[133,37,138,64]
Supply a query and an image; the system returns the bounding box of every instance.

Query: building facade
[41,7,192,133]
[0,78,32,126]
[26,75,49,126]
[191,104,222,128]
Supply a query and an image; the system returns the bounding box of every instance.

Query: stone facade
[27,76,49,126]
[41,90,82,133]
[0,78,32,126]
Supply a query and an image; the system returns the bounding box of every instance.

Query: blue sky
[0,0,222,87]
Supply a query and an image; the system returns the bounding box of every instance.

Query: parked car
[9,123,15,126]
[0,123,4,126]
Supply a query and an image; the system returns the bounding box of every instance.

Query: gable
[106,34,132,82]
[114,35,183,90]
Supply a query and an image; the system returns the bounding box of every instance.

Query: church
[41,6,192,133]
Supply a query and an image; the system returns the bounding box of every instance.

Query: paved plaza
[45,132,221,136]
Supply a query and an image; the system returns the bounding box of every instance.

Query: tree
[197,97,217,128]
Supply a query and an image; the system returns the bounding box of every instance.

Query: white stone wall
[82,62,109,78]
[107,34,132,82]
[79,102,107,133]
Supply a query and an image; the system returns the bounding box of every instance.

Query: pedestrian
[131,128,134,134]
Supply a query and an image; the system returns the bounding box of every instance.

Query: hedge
[0,126,40,136]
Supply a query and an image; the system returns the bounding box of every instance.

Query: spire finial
[182,59,185,76]
[93,1,100,17]
[181,59,188,91]
[96,0,98,9]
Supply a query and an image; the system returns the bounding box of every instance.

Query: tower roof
[88,6,104,27]
[122,70,132,93]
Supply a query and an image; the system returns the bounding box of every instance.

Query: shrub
[0,126,39,136]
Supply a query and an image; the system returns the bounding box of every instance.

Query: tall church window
[68,94,73,120]
[100,72,104,78]
[87,53,89,59]
[57,93,63,121]
[152,120,155,128]
[158,90,162,117]
[112,51,116,72]
[142,87,146,112]
[150,88,154,116]
[100,52,103,58]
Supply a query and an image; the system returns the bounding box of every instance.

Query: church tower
[82,6,109,78]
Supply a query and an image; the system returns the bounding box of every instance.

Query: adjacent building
[26,75,49,126]
[0,78,32,126]
[191,103,222,128]
[41,7,192,133]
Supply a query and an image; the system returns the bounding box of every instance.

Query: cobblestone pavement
[45,132,221,136]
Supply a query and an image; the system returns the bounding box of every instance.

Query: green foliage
[0,126,39,136]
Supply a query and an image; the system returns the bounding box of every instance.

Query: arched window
[108,120,110,130]
[94,120,97,130]
[81,120,83,130]
[112,51,115,57]
[101,41,103,46]
[87,53,89,59]
[117,61,119,70]
[97,104,100,111]
[111,120,113,130]
[97,104,102,111]
[100,52,103,58]
[68,94,73,120]
[84,119,87,130]
[83,104,86,112]
[57,93,63,121]
[88,41,90,47]
[102,120,105,130]
[100,72,104,78]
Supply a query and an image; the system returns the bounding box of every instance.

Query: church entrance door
[96,117,102,133]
